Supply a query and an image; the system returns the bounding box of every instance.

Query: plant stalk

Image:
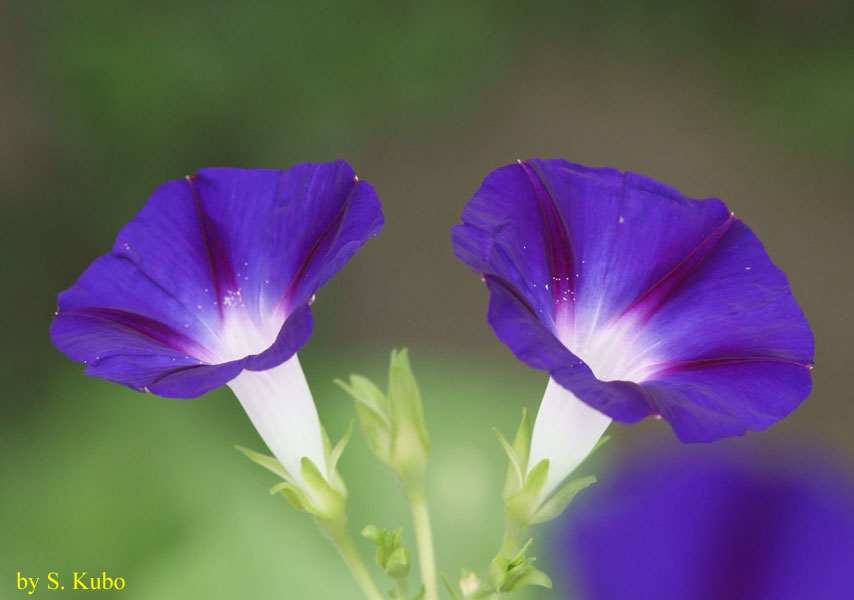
[320,519,386,600]
[407,487,439,600]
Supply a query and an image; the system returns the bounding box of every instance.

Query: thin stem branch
[407,488,439,600]
[500,518,526,557]
[322,521,386,600]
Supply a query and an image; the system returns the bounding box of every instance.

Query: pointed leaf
[300,456,343,519]
[511,407,532,475]
[590,434,611,456]
[511,538,534,565]
[269,481,310,512]
[235,445,294,483]
[388,348,430,481]
[441,574,461,600]
[335,375,390,423]
[504,564,552,592]
[487,552,509,592]
[337,376,393,463]
[530,474,597,524]
[385,546,412,578]
[388,348,430,450]
[494,427,524,499]
[326,419,354,480]
[506,458,550,524]
[361,525,391,568]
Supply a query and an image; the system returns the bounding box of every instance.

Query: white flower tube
[527,377,611,504]
[228,354,327,489]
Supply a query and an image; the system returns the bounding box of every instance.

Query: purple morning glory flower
[556,446,854,600]
[453,159,813,501]
[50,161,383,486]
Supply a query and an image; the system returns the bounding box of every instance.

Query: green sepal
[269,480,310,512]
[320,420,353,497]
[530,474,597,525]
[496,407,532,501]
[385,547,412,579]
[510,408,532,476]
[340,349,431,489]
[440,574,462,600]
[361,525,412,579]
[336,375,391,463]
[235,445,294,483]
[387,349,430,484]
[486,539,552,594]
[300,456,345,519]
[506,458,550,525]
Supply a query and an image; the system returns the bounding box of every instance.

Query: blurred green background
[2,1,852,598]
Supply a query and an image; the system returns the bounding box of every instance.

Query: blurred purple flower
[50,161,383,484]
[556,446,854,600]
[453,159,813,501]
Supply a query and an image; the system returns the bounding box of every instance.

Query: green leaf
[327,420,354,494]
[590,434,611,456]
[487,552,509,591]
[511,407,532,475]
[387,348,430,481]
[235,445,294,483]
[503,563,552,592]
[361,524,391,568]
[269,481,310,512]
[299,457,344,519]
[497,408,533,501]
[335,375,390,423]
[385,546,412,578]
[440,574,461,600]
[510,538,534,564]
[362,524,413,581]
[494,428,524,497]
[506,458,549,524]
[486,539,553,594]
[361,524,383,541]
[388,349,430,450]
[337,375,392,463]
[530,474,597,524]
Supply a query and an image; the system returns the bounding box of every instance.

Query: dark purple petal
[634,220,814,369]
[641,359,813,442]
[483,276,577,371]
[51,161,382,398]
[50,254,221,365]
[187,163,383,320]
[556,446,854,600]
[244,303,313,372]
[453,159,813,440]
[146,359,248,398]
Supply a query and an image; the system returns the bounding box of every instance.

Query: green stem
[321,520,386,600]
[500,518,526,557]
[407,488,439,600]
[395,576,410,599]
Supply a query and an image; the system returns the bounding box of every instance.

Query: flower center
[215,296,286,363]
[559,317,657,384]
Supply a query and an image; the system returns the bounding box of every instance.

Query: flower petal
[453,159,813,441]
[558,447,854,600]
[50,253,221,367]
[187,163,383,322]
[640,359,813,442]
[51,161,382,398]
